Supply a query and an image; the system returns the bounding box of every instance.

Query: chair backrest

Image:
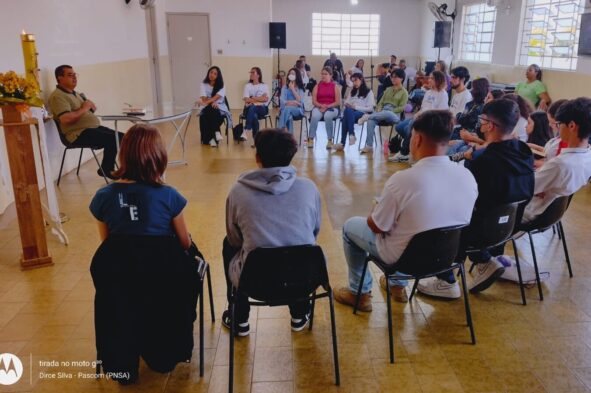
[238,245,329,305]
[53,119,72,148]
[467,201,522,250]
[522,195,571,232]
[391,224,466,276]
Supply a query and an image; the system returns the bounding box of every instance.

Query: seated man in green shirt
[358,68,408,153]
[48,65,122,179]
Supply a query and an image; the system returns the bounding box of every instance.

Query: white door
[167,13,211,107]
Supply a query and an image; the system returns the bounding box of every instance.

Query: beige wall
[456,61,591,101]
[159,55,273,110]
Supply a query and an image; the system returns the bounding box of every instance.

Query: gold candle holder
[21,30,40,90]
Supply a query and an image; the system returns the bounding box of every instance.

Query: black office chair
[353,224,473,364]
[54,119,108,186]
[513,195,573,302]
[465,201,526,304]
[275,112,309,146]
[91,236,215,381]
[227,245,340,393]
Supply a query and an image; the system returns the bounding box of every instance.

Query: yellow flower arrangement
[0,70,43,107]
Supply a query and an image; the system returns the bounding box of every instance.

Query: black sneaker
[97,168,118,180]
[290,313,310,332]
[221,310,250,336]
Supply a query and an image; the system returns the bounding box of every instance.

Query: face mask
[288,74,296,81]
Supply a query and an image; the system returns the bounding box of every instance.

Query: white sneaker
[326,140,333,150]
[349,135,357,145]
[307,138,314,148]
[360,146,373,154]
[417,277,461,299]
[469,258,506,293]
[497,255,550,284]
[357,114,371,125]
[333,143,344,151]
[215,131,223,142]
[209,138,218,147]
[389,152,409,162]
[239,131,248,142]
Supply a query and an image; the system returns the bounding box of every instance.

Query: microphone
[79,93,95,113]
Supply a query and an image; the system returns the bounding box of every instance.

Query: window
[518,0,584,71]
[312,13,380,56]
[459,2,497,62]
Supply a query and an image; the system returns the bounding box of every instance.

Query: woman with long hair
[390,70,449,162]
[335,73,374,151]
[435,60,451,92]
[90,124,191,250]
[277,67,305,135]
[198,66,230,147]
[515,64,551,110]
[505,93,533,142]
[242,66,270,143]
[309,66,341,149]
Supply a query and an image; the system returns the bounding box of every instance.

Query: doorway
[166,13,212,107]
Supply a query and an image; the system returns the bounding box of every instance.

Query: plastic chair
[465,201,526,304]
[227,245,340,393]
[91,236,215,380]
[54,119,108,186]
[513,195,573,302]
[353,224,473,363]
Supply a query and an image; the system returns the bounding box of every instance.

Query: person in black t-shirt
[418,98,534,299]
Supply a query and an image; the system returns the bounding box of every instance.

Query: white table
[99,104,195,166]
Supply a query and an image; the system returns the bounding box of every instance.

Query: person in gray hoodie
[221,129,322,336]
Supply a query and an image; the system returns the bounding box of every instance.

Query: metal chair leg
[409,279,419,301]
[385,278,395,363]
[328,288,340,386]
[206,265,215,322]
[353,258,370,314]
[512,238,527,306]
[459,263,476,344]
[199,277,204,377]
[228,300,235,393]
[358,124,365,150]
[76,148,84,175]
[309,291,316,331]
[527,232,544,301]
[558,221,573,278]
[57,148,68,186]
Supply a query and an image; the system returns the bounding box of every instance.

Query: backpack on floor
[232,123,244,141]
[388,134,403,154]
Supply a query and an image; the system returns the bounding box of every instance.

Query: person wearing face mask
[334,73,374,151]
[277,68,306,135]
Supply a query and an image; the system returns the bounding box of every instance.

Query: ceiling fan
[428,2,456,21]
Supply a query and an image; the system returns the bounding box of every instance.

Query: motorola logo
[0,353,23,385]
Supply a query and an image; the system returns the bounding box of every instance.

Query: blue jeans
[278,106,304,134]
[245,105,269,136]
[309,107,339,139]
[343,217,407,294]
[365,110,399,147]
[447,140,471,155]
[395,118,413,155]
[340,108,364,144]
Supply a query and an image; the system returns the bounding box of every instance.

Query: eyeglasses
[478,115,499,127]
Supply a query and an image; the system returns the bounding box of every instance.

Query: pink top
[316,81,336,105]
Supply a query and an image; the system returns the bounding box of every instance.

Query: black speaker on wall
[434,21,452,48]
[269,22,286,49]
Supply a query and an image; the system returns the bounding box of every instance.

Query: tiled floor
[1,115,590,392]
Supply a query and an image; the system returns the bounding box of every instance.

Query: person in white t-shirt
[449,66,472,117]
[198,66,231,147]
[333,110,478,311]
[505,93,533,142]
[242,67,270,144]
[390,70,450,162]
[523,97,591,222]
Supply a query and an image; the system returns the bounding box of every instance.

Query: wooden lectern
[0,104,53,269]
